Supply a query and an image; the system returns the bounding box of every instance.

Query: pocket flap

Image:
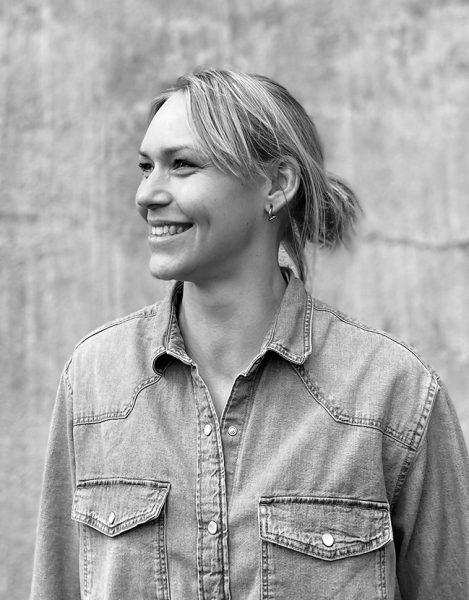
[71,478,170,537]
[258,496,392,561]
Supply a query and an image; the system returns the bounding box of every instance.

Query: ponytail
[282,167,361,281]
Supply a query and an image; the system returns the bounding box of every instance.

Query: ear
[265,159,300,216]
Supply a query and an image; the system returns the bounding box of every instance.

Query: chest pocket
[71,478,170,600]
[258,495,392,600]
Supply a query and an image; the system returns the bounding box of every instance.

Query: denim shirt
[31,274,469,600]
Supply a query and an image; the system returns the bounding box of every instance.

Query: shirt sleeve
[30,366,80,600]
[392,381,469,599]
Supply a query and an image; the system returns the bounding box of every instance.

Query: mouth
[149,222,193,238]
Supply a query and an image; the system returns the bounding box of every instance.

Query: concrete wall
[1,0,468,597]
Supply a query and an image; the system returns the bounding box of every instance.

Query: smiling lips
[149,223,193,237]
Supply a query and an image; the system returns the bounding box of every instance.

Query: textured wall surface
[1,0,468,597]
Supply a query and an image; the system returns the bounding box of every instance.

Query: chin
[149,271,175,282]
[148,264,178,281]
[148,252,219,284]
[148,256,190,282]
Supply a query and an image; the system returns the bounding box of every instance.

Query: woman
[31,69,469,599]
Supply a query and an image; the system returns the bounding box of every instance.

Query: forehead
[141,92,195,152]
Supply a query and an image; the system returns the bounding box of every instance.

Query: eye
[138,161,153,178]
[172,158,197,171]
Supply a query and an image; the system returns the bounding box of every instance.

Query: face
[136,92,273,284]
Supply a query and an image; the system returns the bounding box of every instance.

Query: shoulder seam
[73,302,161,352]
[313,301,435,376]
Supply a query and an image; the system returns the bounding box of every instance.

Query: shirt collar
[263,271,313,364]
[151,271,313,373]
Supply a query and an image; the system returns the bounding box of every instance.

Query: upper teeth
[151,224,189,236]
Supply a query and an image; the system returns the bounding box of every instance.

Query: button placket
[193,376,229,598]
[222,373,257,507]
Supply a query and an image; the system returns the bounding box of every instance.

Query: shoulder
[302,298,439,450]
[66,300,165,384]
[74,302,162,351]
[311,299,434,375]
[63,300,169,423]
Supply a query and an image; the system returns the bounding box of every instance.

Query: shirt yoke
[300,299,440,452]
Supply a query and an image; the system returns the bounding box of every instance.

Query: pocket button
[108,511,116,525]
[321,533,334,547]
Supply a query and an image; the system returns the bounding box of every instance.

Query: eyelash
[138,159,197,177]
[173,158,197,170]
[138,162,152,175]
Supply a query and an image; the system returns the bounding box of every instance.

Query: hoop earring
[267,204,277,221]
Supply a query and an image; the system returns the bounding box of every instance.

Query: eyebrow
[138,145,197,158]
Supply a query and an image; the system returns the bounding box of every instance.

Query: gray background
[1,0,468,597]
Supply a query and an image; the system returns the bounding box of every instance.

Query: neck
[178,264,287,376]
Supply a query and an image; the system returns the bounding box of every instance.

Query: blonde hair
[150,69,360,280]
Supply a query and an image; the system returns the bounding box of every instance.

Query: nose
[135,170,172,218]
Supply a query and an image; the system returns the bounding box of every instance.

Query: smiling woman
[135,91,279,287]
[30,69,469,600]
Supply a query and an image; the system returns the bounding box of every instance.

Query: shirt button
[227,425,238,436]
[203,424,212,436]
[108,511,116,525]
[207,520,218,535]
[321,533,334,547]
